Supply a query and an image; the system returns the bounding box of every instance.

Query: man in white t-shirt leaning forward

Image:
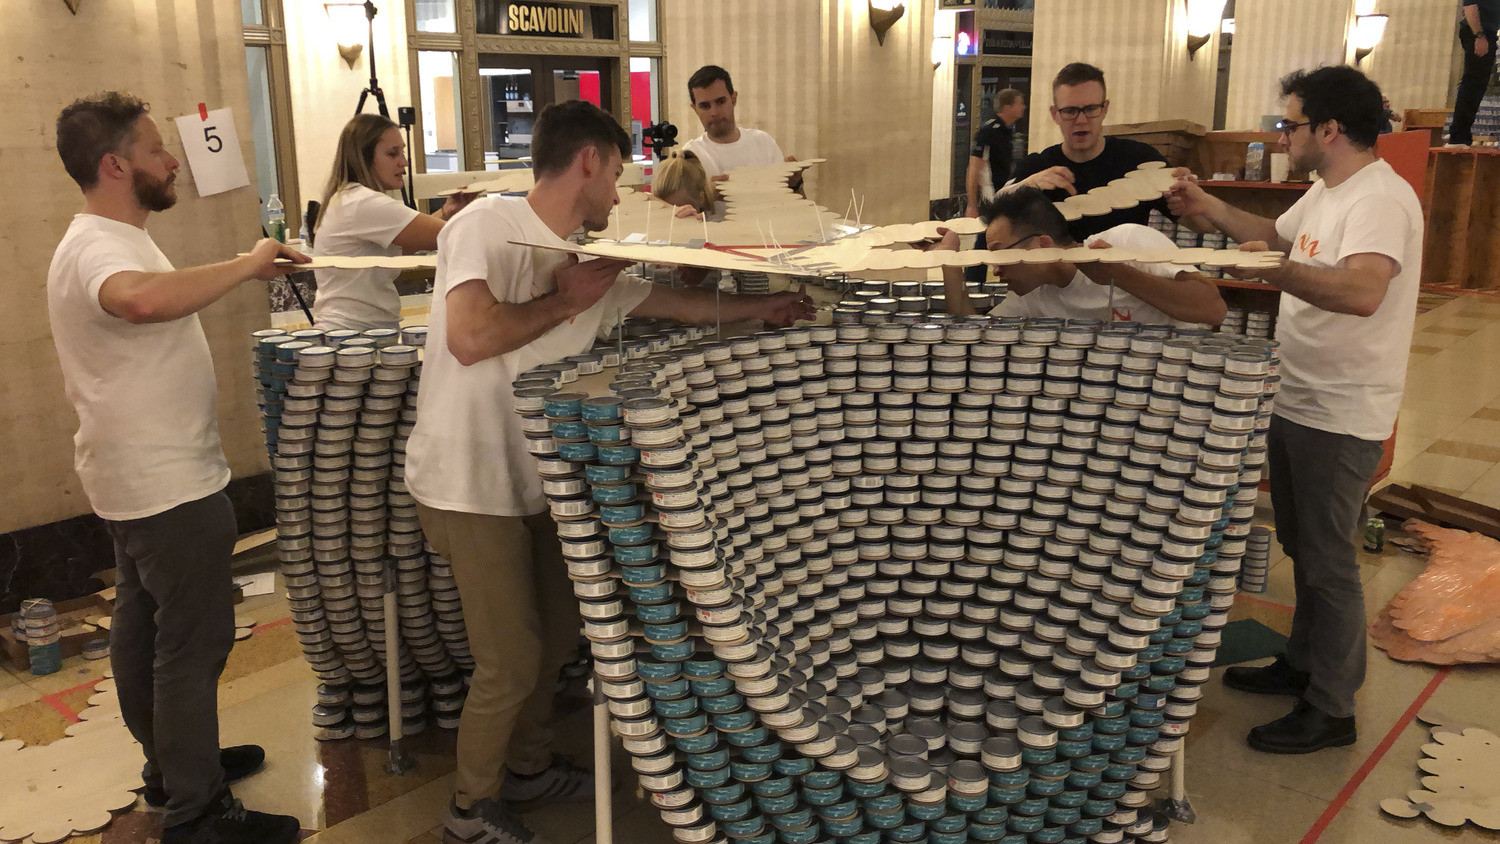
[1169,66,1423,755]
[405,100,812,844]
[937,186,1227,328]
[681,64,799,187]
[47,92,308,844]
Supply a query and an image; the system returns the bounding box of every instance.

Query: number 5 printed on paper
[173,107,250,196]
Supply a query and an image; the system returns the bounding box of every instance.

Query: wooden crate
[1422,148,1500,289]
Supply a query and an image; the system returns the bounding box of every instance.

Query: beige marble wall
[1030,0,1221,150]
[283,0,413,214]
[661,0,933,225]
[1,0,267,532]
[1224,0,1357,130]
[1363,0,1462,112]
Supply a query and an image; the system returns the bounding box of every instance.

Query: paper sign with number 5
[173,107,250,197]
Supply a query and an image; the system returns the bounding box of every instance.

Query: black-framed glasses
[995,232,1040,250]
[1056,103,1106,120]
[1275,119,1311,135]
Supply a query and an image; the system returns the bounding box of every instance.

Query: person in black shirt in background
[963,89,1027,284]
[1007,62,1199,241]
[966,89,1028,218]
[1449,0,1500,147]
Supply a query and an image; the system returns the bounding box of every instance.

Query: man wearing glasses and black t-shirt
[1006,62,1187,240]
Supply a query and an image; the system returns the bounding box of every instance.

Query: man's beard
[133,170,176,212]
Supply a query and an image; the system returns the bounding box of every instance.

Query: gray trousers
[1267,415,1383,719]
[105,491,237,825]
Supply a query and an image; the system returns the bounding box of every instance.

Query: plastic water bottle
[267,194,287,243]
[1244,143,1265,182]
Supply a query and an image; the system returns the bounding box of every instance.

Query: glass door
[477,55,619,170]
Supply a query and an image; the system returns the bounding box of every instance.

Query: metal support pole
[383,563,415,775]
[593,678,613,844]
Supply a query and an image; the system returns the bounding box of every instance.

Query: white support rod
[383,588,403,745]
[593,680,613,844]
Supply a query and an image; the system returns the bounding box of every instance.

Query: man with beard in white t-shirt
[48,92,308,844]
[680,65,801,189]
[1169,65,1423,756]
[405,100,813,844]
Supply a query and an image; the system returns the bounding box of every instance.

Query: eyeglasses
[1055,103,1106,120]
[995,232,1040,251]
[1275,119,1311,135]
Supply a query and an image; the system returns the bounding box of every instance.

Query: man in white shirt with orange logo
[1170,66,1423,755]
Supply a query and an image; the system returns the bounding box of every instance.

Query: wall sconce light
[1352,13,1389,64]
[1185,0,1228,59]
[869,0,906,46]
[325,2,369,68]
[931,34,953,69]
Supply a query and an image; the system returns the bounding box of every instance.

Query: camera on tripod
[642,120,678,157]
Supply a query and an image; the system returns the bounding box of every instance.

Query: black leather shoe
[1247,699,1357,754]
[161,789,300,844]
[1223,655,1310,697]
[144,746,267,808]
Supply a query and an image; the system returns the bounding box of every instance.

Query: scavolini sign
[500,1,601,38]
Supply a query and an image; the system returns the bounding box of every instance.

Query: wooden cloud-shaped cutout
[1381,725,1500,830]
[0,678,144,843]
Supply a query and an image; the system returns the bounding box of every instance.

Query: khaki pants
[416,504,582,809]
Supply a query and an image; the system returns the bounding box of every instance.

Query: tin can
[1363,516,1385,552]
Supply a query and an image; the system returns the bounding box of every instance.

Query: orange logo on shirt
[1112,307,1132,321]
[1297,234,1322,259]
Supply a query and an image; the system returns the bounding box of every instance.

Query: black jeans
[1267,416,1383,719]
[963,229,988,285]
[106,491,237,825]
[1452,25,1498,145]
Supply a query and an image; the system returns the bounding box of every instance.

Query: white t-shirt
[312,184,421,330]
[990,224,1191,327]
[405,196,654,517]
[46,214,230,521]
[682,127,786,177]
[1272,158,1422,441]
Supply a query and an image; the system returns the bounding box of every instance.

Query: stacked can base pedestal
[521,315,1277,844]
[253,325,472,739]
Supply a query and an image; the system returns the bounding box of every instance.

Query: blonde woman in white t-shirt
[311,113,476,330]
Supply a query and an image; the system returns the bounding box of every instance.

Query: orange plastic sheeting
[1369,520,1500,665]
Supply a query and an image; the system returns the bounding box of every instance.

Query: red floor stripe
[41,693,83,724]
[251,615,292,634]
[1297,667,1452,844]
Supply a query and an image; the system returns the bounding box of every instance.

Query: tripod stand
[348,1,416,209]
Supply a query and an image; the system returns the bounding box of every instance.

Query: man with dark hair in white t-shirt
[1170,65,1423,756]
[405,99,813,844]
[48,91,307,844]
[681,64,799,187]
[937,187,1227,327]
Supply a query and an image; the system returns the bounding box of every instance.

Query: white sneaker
[443,798,550,844]
[500,756,595,809]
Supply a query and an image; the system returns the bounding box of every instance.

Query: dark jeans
[106,491,237,825]
[963,228,988,285]
[1452,25,1498,145]
[1267,415,1383,719]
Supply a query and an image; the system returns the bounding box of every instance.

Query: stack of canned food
[518,315,1279,844]
[839,279,1006,324]
[1217,309,1274,340]
[252,325,472,739]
